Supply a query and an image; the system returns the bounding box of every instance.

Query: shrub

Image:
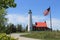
[0,33,17,40]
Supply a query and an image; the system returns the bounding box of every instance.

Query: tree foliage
[0,0,16,33]
[6,23,16,34]
[17,24,22,32]
[0,0,16,9]
[0,8,7,33]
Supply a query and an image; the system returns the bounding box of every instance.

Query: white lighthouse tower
[28,10,32,32]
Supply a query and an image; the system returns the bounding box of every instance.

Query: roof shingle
[35,22,47,27]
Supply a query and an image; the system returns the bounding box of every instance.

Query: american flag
[44,7,50,16]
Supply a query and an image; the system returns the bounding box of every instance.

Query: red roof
[35,22,47,27]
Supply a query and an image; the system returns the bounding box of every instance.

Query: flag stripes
[44,7,50,16]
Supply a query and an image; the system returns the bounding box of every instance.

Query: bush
[0,33,17,40]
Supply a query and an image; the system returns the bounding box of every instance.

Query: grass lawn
[21,31,60,40]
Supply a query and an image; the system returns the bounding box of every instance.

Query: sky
[6,0,60,30]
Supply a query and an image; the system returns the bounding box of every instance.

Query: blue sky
[6,0,60,30]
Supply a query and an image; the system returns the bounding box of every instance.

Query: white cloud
[46,18,60,30]
[6,14,60,30]
[6,14,45,25]
[6,14,28,25]
[32,15,45,23]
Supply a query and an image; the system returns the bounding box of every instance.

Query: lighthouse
[28,10,32,32]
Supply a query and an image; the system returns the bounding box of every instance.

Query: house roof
[35,22,47,27]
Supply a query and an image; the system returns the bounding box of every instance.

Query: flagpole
[50,7,52,31]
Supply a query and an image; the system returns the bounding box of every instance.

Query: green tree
[6,23,16,34]
[17,24,22,32]
[10,23,16,33]
[0,0,16,9]
[0,8,7,33]
[0,0,16,33]
[26,25,28,31]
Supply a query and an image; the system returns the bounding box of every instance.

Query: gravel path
[11,33,40,40]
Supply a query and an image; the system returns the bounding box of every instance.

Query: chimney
[45,21,46,23]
